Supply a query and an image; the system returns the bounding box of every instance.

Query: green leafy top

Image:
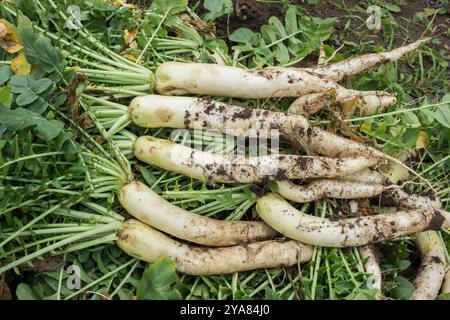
[136,258,183,300]
[229,7,336,67]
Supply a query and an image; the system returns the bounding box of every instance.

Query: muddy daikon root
[133,136,377,184]
[410,231,447,300]
[288,90,397,117]
[118,181,277,246]
[128,95,391,161]
[307,38,430,82]
[116,219,313,275]
[275,179,385,203]
[155,61,394,102]
[380,189,447,300]
[442,269,450,294]
[255,193,450,247]
[155,38,426,99]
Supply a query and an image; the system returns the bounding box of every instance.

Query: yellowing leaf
[11,53,31,76]
[0,20,23,53]
[122,53,137,61]
[360,122,371,132]
[111,0,136,8]
[379,161,409,183]
[66,66,81,71]
[415,130,428,149]
[342,96,359,118]
[0,23,8,38]
[123,28,138,49]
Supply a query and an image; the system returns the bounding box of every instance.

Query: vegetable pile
[0,0,449,300]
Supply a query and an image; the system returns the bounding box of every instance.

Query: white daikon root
[116,219,313,275]
[255,192,450,247]
[118,181,277,246]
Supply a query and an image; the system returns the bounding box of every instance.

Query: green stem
[0,203,69,248]
[0,221,122,274]
[0,152,65,170]
[136,5,173,63]
[64,257,135,300]
[3,234,71,257]
[109,259,140,299]
[62,234,117,253]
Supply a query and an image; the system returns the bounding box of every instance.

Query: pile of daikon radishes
[102,38,449,300]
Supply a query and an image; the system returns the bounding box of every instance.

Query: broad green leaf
[436,293,450,300]
[8,74,30,93]
[383,4,402,13]
[346,289,377,300]
[0,86,12,108]
[264,287,281,300]
[17,13,33,29]
[269,180,279,193]
[401,112,420,127]
[35,119,64,141]
[418,108,434,125]
[285,7,301,54]
[150,0,187,15]
[192,284,211,299]
[33,36,63,73]
[435,94,450,128]
[28,97,50,114]
[8,75,52,109]
[11,0,40,21]
[0,106,38,131]
[261,24,277,43]
[16,90,39,106]
[16,283,38,300]
[137,257,182,300]
[29,78,52,95]
[374,122,387,135]
[0,107,62,141]
[261,24,289,62]
[229,28,256,44]
[391,276,414,300]
[19,27,65,75]
[0,65,13,85]
[268,17,290,63]
[397,259,411,271]
[269,16,288,38]
[401,128,420,148]
[204,0,233,14]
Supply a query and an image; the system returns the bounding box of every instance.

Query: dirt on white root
[256,193,450,247]
[133,136,378,184]
[118,181,277,246]
[116,219,313,275]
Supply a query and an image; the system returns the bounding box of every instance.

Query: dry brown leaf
[11,52,31,75]
[0,280,12,300]
[19,254,64,273]
[0,19,23,53]
[178,13,215,39]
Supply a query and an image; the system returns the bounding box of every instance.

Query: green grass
[0,0,449,300]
